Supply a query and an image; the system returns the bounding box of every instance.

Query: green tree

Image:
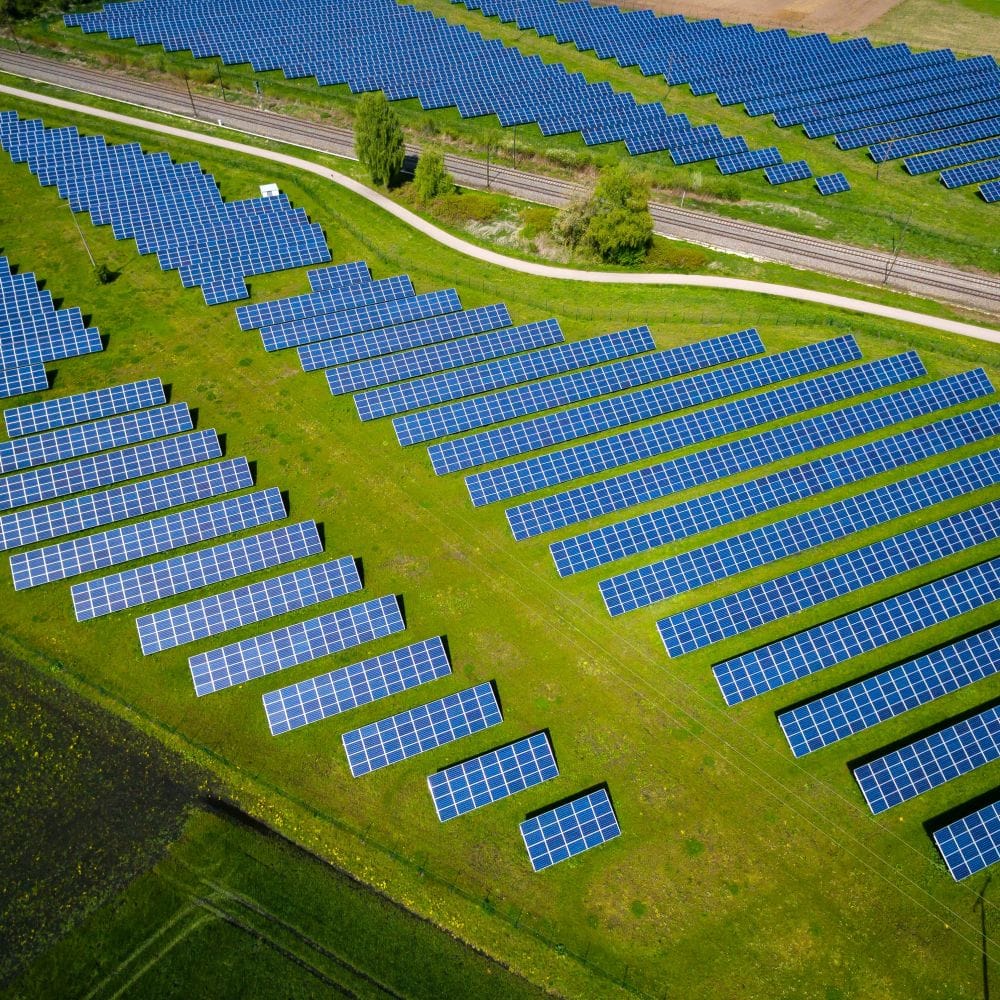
[551,194,595,252]
[581,163,653,266]
[412,149,453,202]
[354,92,405,187]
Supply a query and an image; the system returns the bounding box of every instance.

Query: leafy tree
[354,92,405,187]
[581,163,653,266]
[551,194,595,252]
[412,149,453,202]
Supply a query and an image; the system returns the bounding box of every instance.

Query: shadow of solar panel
[779,623,1000,757]
[0,457,252,553]
[713,555,1000,706]
[342,681,502,777]
[428,731,559,821]
[262,636,451,735]
[520,788,620,872]
[934,800,1000,881]
[190,593,404,696]
[72,519,321,622]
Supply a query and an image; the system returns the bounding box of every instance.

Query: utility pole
[184,75,197,117]
[217,58,227,101]
[67,204,96,269]
[4,11,22,53]
[512,124,517,168]
[883,211,912,285]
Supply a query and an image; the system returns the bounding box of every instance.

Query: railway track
[1,48,997,315]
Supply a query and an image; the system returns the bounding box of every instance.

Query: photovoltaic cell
[11,487,286,589]
[190,593,404,696]
[520,788,621,872]
[136,555,361,654]
[342,682,502,777]
[659,498,1000,657]
[713,555,1000,706]
[854,705,1000,814]
[262,636,452,735]
[4,379,165,438]
[72,519,321,622]
[428,731,559,821]
[779,624,1000,757]
[934,801,1000,881]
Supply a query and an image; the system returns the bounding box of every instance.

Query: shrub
[412,149,454,202]
[354,92,405,187]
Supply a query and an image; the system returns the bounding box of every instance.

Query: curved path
[2,49,998,316]
[1,82,999,345]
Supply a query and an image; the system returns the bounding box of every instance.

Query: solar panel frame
[934,801,1000,881]
[816,172,851,195]
[520,788,621,872]
[0,363,48,401]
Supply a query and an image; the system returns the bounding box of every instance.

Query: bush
[520,205,556,239]
[434,191,498,225]
[412,149,454,202]
[644,240,708,273]
[717,179,743,202]
[354,92,405,187]
[551,194,595,252]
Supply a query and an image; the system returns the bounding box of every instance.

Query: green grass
[8,1,999,276]
[1,92,1000,1000]
[867,0,1000,56]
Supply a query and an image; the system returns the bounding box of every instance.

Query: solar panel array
[605,448,1000,618]
[11,486,286,590]
[934,801,1000,881]
[72,519,323,621]
[519,788,621,872]
[940,156,1000,189]
[658,498,1000,657]
[342,682,502,777]
[0,255,104,400]
[778,624,1000,757]
[0,113,330,305]
[428,731,559,821]
[506,368,993,540]
[868,117,1000,162]
[136,555,362,654]
[716,147,783,175]
[307,260,372,291]
[190,593,404,696]
[854,705,1000,814]
[816,172,852,195]
[904,136,1000,175]
[262,636,452,735]
[981,179,1000,202]
[765,160,813,185]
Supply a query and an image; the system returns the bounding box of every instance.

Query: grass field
[868,0,1000,57]
[7,0,998,276]
[1,87,1000,999]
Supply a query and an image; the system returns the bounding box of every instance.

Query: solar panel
[764,160,812,184]
[136,555,361,654]
[551,403,1000,577]
[506,368,995,540]
[816,172,851,195]
[940,155,1000,188]
[605,447,1000,617]
[0,429,222,512]
[357,324,650,421]
[520,788,621,872]
[467,351,925,507]
[0,362,49,401]
[307,260,371,291]
[342,681,502,777]
[190,593,404,696]
[980,180,1000,202]
[3,378,165,438]
[72,519,321,622]
[779,624,1000,757]
[262,636,451,735]
[713,555,1000,706]
[715,147,783,174]
[432,336,861,475]
[659,497,1000,657]
[934,800,1000,881]
[868,117,1000,163]
[0,403,192,475]
[855,705,1000,814]
[0,456,252,553]
[904,136,1000,176]
[330,319,563,397]
[11,487,286,590]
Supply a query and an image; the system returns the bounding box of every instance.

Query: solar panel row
[934,801,1000,881]
[520,787,621,872]
[307,260,371,291]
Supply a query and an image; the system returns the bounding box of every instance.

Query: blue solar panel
[779,624,1000,757]
[981,180,1000,202]
[520,788,621,872]
[401,327,764,446]
[261,289,462,351]
[940,155,1000,188]
[506,368,993,539]
[71,519,321,622]
[3,378,165,437]
[605,448,1000,617]
[764,160,812,184]
[713,555,1000,706]
[190,593,404,696]
[659,497,1000,657]
[301,304,512,371]
[716,147,782,174]
[837,100,1000,151]
[331,319,564,397]
[467,351,925,507]
[432,336,861,475]
[0,429,221,512]
[307,260,371,291]
[358,325,650,422]
[552,403,1000,578]
[0,363,48,401]
[136,555,361,654]
[262,636,452,735]
[11,487,286,590]
[868,117,1000,162]
[816,172,851,195]
[904,136,1000,175]
[0,402,192,475]
[342,681,502,777]
[934,801,1000,881]
[428,731,559,821]
[855,705,1000,814]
